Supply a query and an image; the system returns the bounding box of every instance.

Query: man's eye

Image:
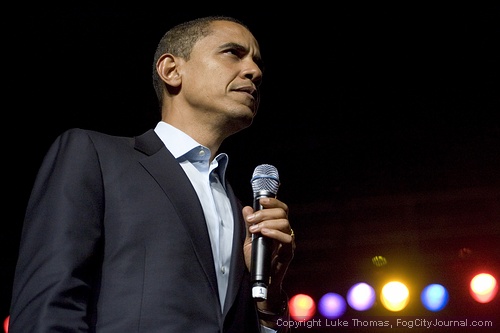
[225,49,239,56]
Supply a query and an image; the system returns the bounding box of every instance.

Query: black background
[2,4,499,331]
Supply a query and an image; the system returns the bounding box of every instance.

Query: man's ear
[156,54,181,87]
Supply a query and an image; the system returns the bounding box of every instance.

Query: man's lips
[232,85,258,99]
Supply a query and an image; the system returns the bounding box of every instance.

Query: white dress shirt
[154,121,233,310]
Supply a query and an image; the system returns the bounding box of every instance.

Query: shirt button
[199,149,205,156]
[221,266,226,274]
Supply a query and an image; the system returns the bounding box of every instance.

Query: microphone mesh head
[251,164,280,195]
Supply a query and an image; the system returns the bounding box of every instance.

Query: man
[9,15,295,332]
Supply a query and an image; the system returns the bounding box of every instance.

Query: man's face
[178,20,263,132]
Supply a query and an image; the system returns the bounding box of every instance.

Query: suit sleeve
[9,129,104,332]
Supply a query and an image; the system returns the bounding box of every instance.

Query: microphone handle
[250,191,275,301]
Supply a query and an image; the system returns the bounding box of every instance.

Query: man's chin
[225,115,255,135]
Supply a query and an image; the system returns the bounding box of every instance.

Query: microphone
[250,164,280,301]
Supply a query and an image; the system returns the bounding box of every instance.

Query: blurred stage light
[421,283,449,311]
[3,315,8,333]
[318,292,346,319]
[289,294,316,321]
[347,282,376,311]
[470,273,498,303]
[380,281,409,312]
[371,255,388,267]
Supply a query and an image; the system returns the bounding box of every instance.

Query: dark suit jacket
[9,128,263,332]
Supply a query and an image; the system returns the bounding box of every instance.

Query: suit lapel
[223,182,247,316]
[134,130,220,303]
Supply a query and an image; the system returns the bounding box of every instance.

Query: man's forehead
[201,21,260,51]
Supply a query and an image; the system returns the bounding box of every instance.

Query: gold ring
[290,229,295,238]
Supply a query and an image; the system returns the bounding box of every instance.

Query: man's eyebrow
[219,42,248,52]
